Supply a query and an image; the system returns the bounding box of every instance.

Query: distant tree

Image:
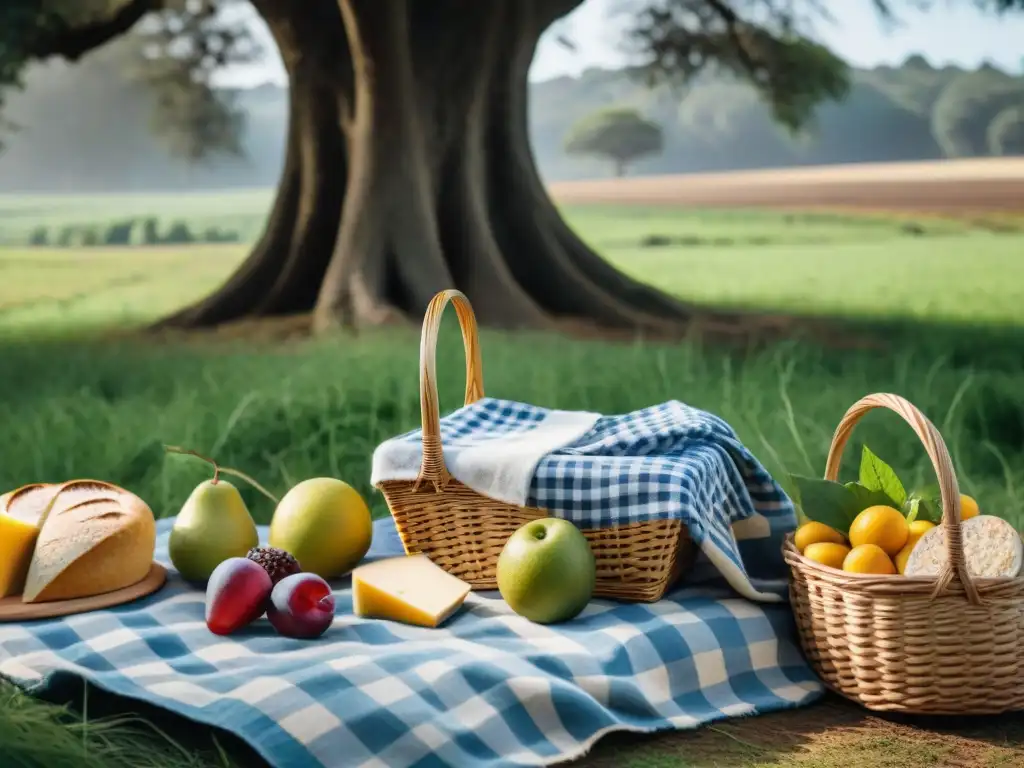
[564,107,663,176]
[28,226,49,245]
[902,54,932,70]
[988,105,1024,154]
[104,219,135,245]
[80,226,100,246]
[142,217,160,245]
[931,69,1024,156]
[163,220,195,244]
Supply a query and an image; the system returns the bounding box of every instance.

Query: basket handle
[824,393,981,604]
[415,290,485,492]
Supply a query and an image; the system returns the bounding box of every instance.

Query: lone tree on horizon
[3,0,1022,335]
[565,107,664,177]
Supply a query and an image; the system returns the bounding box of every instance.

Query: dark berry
[246,546,302,585]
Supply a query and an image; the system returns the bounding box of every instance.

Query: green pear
[169,478,258,583]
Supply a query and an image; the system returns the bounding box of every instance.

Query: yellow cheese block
[0,483,60,598]
[0,515,40,598]
[353,555,471,628]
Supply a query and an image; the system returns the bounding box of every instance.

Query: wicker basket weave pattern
[376,289,696,602]
[784,393,1024,714]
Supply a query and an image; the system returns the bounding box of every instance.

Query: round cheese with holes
[904,515,1023,579]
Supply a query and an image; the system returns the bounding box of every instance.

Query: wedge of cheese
[21,479,156,603]
[353,555,471,628]
[0,484,60,598]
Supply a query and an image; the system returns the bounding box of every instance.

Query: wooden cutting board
[0,563,168,622]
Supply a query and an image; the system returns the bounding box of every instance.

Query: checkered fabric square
[1,518,822,768]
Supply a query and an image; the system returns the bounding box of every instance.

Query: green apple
[268,478,372,580]
[497,518,595,624]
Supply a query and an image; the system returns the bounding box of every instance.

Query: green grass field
[2,198,1023,767]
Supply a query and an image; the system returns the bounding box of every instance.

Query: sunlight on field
[5,204,1020,335]
[605,232,1024,326]
[0,245,246,334]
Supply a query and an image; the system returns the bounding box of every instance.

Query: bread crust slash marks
[19,479,156,604]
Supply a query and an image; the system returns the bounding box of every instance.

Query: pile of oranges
[794,495,980,574]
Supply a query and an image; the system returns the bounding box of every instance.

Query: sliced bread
[21,480,156,603]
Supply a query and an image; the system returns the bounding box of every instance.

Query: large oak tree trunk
[160,0,710,335]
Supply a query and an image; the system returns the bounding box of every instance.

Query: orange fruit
[803,542,851,570]
[794,521,846,553]
[848,505,909,557]
[959,495,979,521]
[907,520,935,545]
[843,544,897,575]
[894,521,935,575]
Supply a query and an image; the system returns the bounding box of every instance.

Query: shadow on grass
[27,680,1024,768]
[579,694,1024,767]
[24,675,267,768]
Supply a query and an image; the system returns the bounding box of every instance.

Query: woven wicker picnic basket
[783,393,1024,715]
[375,289,697,602]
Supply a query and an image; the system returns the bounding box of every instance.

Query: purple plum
[267,573,336,639]
[205,557,273,636]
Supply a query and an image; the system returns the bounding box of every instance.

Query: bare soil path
[549,158,1024,214]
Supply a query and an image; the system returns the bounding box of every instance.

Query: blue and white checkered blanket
[1,517,822,768]
[0,401,823,768]
[373,398,798,601]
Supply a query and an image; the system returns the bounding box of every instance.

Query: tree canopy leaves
[0,0,257,159]
[988,105,1024,155]
[2,0,1023,160]
[931,68,1024,156]
[625,1,850,133]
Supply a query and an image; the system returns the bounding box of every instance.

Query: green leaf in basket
[844,481,895,513]
[790,475,861,533]
[904,497,920,524]
[904,493,944,524]
[858,445,907,507]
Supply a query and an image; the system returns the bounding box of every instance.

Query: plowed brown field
[549,157,1024,214]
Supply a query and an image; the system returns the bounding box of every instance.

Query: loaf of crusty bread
[19,480,156,603]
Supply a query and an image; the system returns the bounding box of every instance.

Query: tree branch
[702,0,758,74]
[30,0,165,62]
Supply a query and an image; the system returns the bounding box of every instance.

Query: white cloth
[370,408,601,506]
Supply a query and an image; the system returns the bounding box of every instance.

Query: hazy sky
[231,1,1024,86]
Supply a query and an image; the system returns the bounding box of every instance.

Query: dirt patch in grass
[575,696,1024,768]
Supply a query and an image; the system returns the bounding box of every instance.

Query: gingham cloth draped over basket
[0,517,824,768]
[374,289,796,602]
[373,396,799,604]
